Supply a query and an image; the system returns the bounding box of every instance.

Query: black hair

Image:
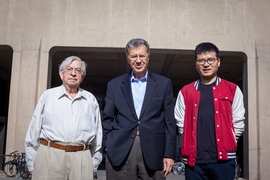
[194,42,219,60]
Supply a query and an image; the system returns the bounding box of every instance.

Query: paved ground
[0,170,184,180]
[0,170,246,180]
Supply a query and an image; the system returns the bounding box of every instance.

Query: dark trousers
[185,160,235,180]
[105,136,165,180]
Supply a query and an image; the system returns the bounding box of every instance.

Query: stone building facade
[0,0,270,179]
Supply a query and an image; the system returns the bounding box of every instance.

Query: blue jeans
[185,160,235,180]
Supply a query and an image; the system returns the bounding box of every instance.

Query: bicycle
[1,151,18,177]
[235,156,242,180]
[3,151,30,179]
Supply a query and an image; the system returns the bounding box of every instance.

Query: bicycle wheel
[4,161,17,177]
[235,162,242,179]
[20,163,30,179]
[173,162,185,175]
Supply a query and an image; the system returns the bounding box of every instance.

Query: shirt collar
[58,85,86,100]
[130,70,148,82]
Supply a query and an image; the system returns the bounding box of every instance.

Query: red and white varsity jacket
[174,77,245,166]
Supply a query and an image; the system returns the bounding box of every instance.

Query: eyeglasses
[196,58,217,65]
[128,54,149,61]
[64,66,83,75]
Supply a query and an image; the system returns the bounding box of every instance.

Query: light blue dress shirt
[130,71,148,119]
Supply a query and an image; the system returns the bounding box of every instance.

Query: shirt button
[217,139,220,141]
[217,125,219,127]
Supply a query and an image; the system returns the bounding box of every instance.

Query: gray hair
[125,38,150,56]
[59,56,87,75]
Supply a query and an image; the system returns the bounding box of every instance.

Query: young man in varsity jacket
[174,42,245,180]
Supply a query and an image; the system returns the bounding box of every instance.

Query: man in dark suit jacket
[102,38,176,180]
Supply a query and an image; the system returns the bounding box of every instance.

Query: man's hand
[163,158,174,177]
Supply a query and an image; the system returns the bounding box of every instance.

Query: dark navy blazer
[102,71,176,171]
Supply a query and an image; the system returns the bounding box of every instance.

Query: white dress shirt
[25,85,102,172]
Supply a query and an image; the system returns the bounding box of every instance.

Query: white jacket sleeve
[174,91,185,135]
[232,86,245,140]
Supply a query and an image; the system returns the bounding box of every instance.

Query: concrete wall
[1,0,270,179]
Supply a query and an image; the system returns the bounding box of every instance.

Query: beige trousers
[32,144,93,180]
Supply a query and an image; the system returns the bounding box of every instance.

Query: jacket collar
[194,77,221,90]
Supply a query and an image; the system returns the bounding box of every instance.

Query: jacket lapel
[121,74,138,120]
[139,72,157,119]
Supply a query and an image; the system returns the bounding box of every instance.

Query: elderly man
[25,56,102,180]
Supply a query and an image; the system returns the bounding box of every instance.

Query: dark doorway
[0,45,13,162]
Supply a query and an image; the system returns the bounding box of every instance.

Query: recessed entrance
[49,47,246,95]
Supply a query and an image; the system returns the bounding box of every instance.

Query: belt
[40,139,89,152]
